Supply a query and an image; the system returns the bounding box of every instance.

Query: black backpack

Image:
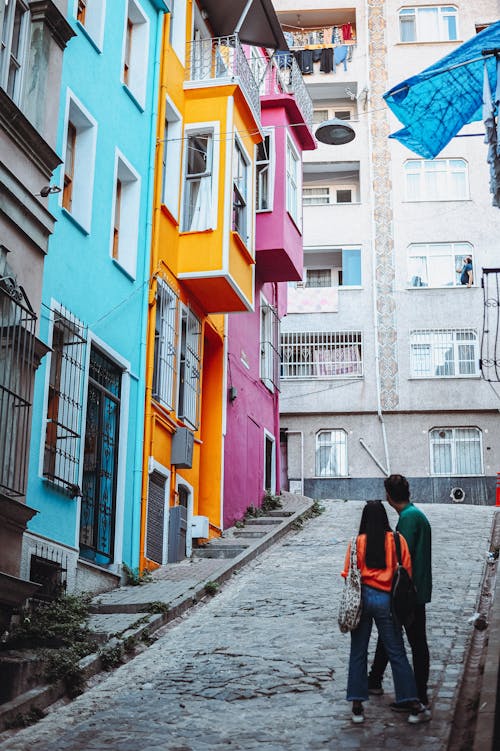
[391,532,417,627]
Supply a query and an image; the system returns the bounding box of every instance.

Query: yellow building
[140,0,287,568]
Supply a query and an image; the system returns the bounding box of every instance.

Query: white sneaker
[408,704,431,724]
[351,702,365,724]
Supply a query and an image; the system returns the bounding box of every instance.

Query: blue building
[23,0,167,595]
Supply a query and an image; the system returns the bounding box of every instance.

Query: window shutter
[146,470,167,564]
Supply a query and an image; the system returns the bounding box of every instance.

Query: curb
[0,496,314,730]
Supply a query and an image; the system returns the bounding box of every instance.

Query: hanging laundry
[332,26,342,45]
[333,45,348,73]
[342,23,353,42]
[283,31,294,49]
[320,47,334,74]
[312,49,322,64]
[293,49,314,75]
[483,60,500,207]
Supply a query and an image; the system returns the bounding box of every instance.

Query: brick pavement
[0,500,496,751]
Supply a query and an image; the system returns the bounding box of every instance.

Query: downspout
[136,10,165,568]
[362,0,390,478]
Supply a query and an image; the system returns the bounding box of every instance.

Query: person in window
[457,256,473,287]
[342,501,428,725]
[368,475,432,718]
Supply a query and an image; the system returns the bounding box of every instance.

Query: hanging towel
[333,45,348,73]
[341,23,353,42]
[320,47,334,73]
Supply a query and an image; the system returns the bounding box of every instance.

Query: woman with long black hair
[342,501,427,724]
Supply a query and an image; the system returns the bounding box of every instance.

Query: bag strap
[393,531,402,566]
[349,535,359,575]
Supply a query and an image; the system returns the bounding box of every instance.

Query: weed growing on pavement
[245,504,262,519]
[261,490,283,513]
[129,615,151,629]
[123,635,138,654]
[147,601,169,614]
[43,646,88,697]
[235,520,245,528]
[292,500,325,530]
[4,707,46,729]
[204,581,219,596]
[122,564,154,586]
[99,643,124,671]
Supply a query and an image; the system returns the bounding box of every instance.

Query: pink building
[223,54,315,527]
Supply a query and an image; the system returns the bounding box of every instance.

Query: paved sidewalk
[0,500,497,751]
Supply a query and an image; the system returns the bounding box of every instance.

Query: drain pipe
[284,430,304,495]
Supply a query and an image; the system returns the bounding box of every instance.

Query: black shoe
[368,685,384,695]
[351,701,364,724]
[390,700,416,713]
[408,704,432,724]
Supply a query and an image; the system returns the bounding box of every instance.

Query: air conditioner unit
[171,427,194,468]
[191,515,209,538]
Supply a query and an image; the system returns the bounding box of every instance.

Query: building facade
[224,52,315,527]
[23,0,167,597]
[140,0,290,568]
[0,0,74,626]
[275,0,500,505]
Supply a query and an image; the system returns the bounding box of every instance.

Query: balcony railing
[186,35,261,128]
[261,55,313,132]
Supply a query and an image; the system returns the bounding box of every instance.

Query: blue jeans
[347,585,418,703]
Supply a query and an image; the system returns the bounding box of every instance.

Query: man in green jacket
[368,474,432,713]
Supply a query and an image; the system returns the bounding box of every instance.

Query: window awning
[200,0,288,50]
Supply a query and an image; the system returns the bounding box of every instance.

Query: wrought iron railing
[281,330,363,379]
[0,275,37,496]
[186,35,261,127]
[260,54,314,132]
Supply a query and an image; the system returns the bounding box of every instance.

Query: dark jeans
[369,603,430,705]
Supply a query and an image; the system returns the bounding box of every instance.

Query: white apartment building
[275,1,500,504]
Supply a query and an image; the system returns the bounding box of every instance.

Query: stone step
[244,517,282,526]
[233,529,267,538]
[192,545,248,559]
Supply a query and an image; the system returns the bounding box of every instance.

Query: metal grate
[178,307,201,430]
[153,279,178,409]
[186,35,261,127]
[146,470,167,565]
[259,53,314,132]
[260,303,280,391]
[429,427,483,475]
[410,328,478,378]
[480,267,500,381]
[43,309,86,493]
[29,544,67,602]
[0,275,37,496]
[281,331,363,378]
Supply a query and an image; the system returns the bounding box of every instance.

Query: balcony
[185,35,261,129]
[260,55,314,137]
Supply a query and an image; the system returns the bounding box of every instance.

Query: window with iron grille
[153,279,178,410]
[232,138,250,245]
[0,274,36,496]
[43,309,86,491]
[430,427,483,476]
[178,306,201,429]
[316,430,348,477]
[281,331,363,378]
[260,300,280,392]
[410,329,478,378]
[305,268,332,288]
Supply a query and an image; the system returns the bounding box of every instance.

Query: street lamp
[315,118,356,145]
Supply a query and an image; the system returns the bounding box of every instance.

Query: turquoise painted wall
[27,0,167,571]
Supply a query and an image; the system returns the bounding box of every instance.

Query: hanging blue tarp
[384,21,500,158]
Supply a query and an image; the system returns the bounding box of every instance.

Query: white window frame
[122,0,149,109]
[60,90,97,234]
[286,134,301,228]
[0,0,29,104]
[110,149,141,279]
[303,184,358,205]
[410,328,479,378]
[180,122,218,233]
[232,133,251,247]
[263,429,276,494]
[74,0,106,50]
[399,6,459,43]
[429,427,483,476]
[313,106,355,124]
[169,0,187,65]
[255,128,274,213]
[152,278,178,410]
[407,242,473,288]
[162,96,183,220]
[315,429,348,478]
[405,158,469,201]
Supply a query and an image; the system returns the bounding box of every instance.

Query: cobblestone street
[0,500,496,751]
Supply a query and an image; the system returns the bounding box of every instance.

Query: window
[313,107,354,124]
[399,6,458,42]
[152,279,178,410]
[281,331,362,378]
[122,0,149,107]
[74,0,106,49]
[161,98,182,220]
[303,184,357,204]
[80,347,122,563]
[111,152,141,277]
[177,306,201,429]
[430,427,483,475]
[297,249,361,289]
[260,299,280,392]
[405,159,468,201]
[0,0,29,103]
[316,430,348,477]
[61,94,97,232]
[410,329,479,377]
[62,122,77,211]
[408,242,473,287]
[182,129,214,232]
[256,131,273,212]
[303,187,330,205]
[305,268,332,288]
[286,136,301,226]
[232,138,250,245]
[43,309,86,491]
